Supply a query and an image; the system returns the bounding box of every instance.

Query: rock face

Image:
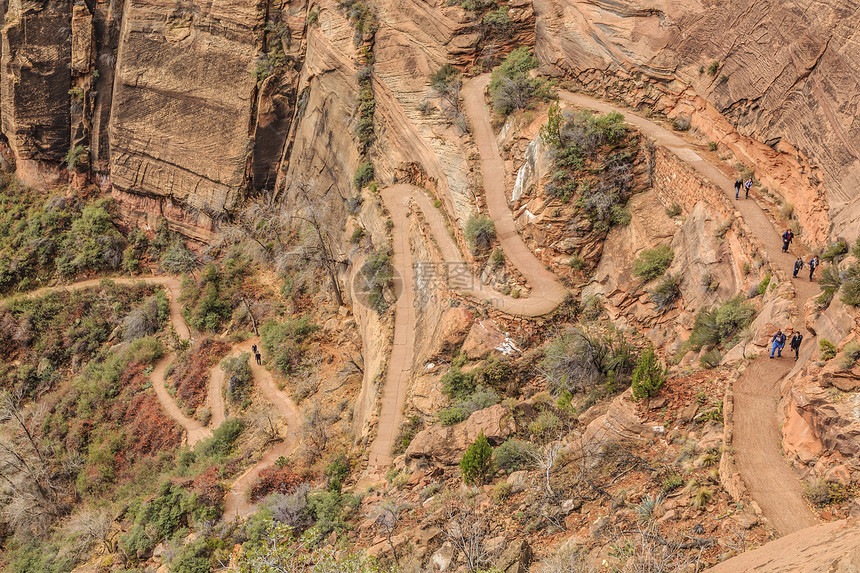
[108,0,259,213]
[1,0,71,168]
[534,0,859,244]
[708,518,860,573]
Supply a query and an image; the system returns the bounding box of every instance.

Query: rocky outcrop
[1,0,72,173]
[534,0,860,245]
[108,0,260,214]
[405,404,514,464]
[708,517,860,573]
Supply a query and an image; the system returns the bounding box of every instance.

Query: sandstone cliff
[534,0,860,245]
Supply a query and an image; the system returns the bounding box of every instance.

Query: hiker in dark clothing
[809,256,819,280]
[770,329,786,358]
[793,257,804,278]
[734,179,742,199]
[252,344,258,355]
[255,352,262,365]
[781,229,794,252]
[744,178,752,198]
[790,332,804,360]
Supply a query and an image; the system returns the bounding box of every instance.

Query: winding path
[10,275,302,517]
[554,87,821,533]
[371,74,823,530]
[367,77,577,465]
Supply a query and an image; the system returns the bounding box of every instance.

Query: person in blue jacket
[770,329,786,358]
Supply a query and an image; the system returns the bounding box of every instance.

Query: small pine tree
[460,430,494,485]
[631,344,667,400]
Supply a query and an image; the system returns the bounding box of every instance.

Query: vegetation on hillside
[540,104,637,234]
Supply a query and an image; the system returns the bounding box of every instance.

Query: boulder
[496,539,532,572]
[430,541,455,572]
[461,319,507,359]
[583,389,660,447]
[406,404,515,464]
[507,470,529,493]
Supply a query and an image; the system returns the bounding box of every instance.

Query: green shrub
[665,203,682,217]
[196,418,243,459]
[353,161,374,189]
[819,339,837,360]
[490,248,505,269]
[493,438,535,472]
[260,316,319,375]
[839,341,860,370]
[804,478,851,507]
[307,490,346,535]
[662,473,683,492]
[65,144,88,170]
[442,367,474,399]
[539,327,636,395]
[687,296,755,351]
[649,273,681,311]
[464,215,496,253]
[817,264,843,307]
[482,6,510,32]
[631,345,667,400]
[488,47,548,116]
[821,238,848,262]
[840,265,860,306]
[528,410,561,438]
[707,141,718,151]
[851,237,860,259]
[221,353,252,402]
[699,349,722,369]
[121,482,220,560]
[359,251,393,313]
[757,273,771,295]
[706,61,719,75]
[632,245,674,281]
[472,357,512,389]
[393,415,422,455]
[492,481,513,503]
[325,455,351,493]
[460,430,494,485]
[438,386,500,426]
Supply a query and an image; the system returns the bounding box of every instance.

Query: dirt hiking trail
[367,79,577,466]
[556,89,821,534]
[7,276,302,519]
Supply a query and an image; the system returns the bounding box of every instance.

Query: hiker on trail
[793,257,804,278]
[252,344,257,355]
[770,329,786,358]
[744,178,752,198]
[782,229,794,253]
[255,352,262,365]
[790,331,804,361]
[735,179,742,200]
[808,256,819,280]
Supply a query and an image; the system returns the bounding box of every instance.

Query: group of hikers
[781,228,820,280]
[251,344,262,365]
[734,178,753,200]
[770,329,803,360]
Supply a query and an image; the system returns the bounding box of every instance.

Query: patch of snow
[496,332,521,356]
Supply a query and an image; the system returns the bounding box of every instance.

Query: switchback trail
[555,88,820,533]
[7,276,302,518]
[222,340,302,519]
